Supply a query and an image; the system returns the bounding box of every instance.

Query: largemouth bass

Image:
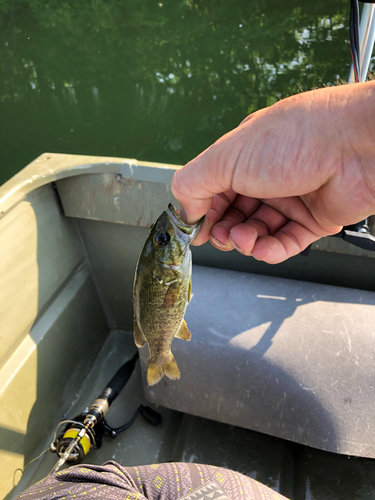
[133,204,203,386]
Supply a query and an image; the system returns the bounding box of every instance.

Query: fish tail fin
[147,352,180,386]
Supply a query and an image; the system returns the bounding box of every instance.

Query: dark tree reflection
[0,0,368,184]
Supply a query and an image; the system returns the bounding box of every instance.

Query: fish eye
[156,232,170,247]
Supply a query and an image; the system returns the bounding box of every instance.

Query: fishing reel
[50,414,97,464]
[49,352,161,471]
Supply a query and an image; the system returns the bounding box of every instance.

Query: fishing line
[3,352,161,496]
[12,447,51,486]
[0,446,51,492]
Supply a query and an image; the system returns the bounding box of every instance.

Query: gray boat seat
[140,265,375,459]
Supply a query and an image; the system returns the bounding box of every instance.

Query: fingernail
[210,236,227,249]
[229,236,252,257]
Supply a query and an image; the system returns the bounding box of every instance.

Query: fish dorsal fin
[134,320,146,348]
[175,320,191,341]
[188,277,192,303]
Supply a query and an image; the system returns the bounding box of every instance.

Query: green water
[0,0,371,186]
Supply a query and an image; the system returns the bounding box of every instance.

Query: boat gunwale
[0,153,180,220]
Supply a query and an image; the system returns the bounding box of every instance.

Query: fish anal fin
[147,352,181,386]
[175,320,191,341]
[134,320,146,348]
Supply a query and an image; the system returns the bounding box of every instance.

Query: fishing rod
[49,351,161,474]
[348,0,375,83]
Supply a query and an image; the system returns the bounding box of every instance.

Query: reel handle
[140,405,162,426]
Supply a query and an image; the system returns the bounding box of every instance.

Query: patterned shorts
[15,461,289,500]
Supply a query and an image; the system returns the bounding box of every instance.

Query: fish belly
[135,267,190,385]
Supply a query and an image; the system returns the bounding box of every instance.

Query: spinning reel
[49,351,161,473]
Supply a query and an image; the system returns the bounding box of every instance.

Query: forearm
[302,81,375,226]
[336,81,375,213]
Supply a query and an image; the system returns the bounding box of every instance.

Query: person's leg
[15,462,146,500]
[127,461,289,499]
[15,461,289,500]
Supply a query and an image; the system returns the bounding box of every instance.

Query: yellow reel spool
[57,427,92,463]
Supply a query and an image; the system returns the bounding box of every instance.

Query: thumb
[171,139,234,224]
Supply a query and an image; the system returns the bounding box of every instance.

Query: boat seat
[140,264,375,459]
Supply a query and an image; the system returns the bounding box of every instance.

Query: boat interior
[1,153,375,500]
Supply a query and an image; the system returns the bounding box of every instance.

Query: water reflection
[0,0,371,185]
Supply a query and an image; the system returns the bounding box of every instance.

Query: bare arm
[171,81,375,264]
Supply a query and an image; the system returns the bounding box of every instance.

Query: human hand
[172,82,375,264]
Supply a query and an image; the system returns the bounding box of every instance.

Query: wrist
[318,82,375,221]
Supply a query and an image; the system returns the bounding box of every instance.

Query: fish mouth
[167,203,204,238]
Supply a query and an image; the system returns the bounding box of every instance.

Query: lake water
[0,0,372,186]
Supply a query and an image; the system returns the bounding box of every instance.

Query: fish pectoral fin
[175,320,192,341]
[134,321,146,348]
[147,352,180,386]
[163,281,180,309]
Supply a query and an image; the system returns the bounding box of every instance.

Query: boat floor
[26,331,375,500]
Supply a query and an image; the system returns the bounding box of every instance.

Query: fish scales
[136,264,189,353]
[133,204,203,386]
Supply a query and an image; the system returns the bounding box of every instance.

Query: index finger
[191,189,237,246]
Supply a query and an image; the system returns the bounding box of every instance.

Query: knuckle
[171,170,185,199]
